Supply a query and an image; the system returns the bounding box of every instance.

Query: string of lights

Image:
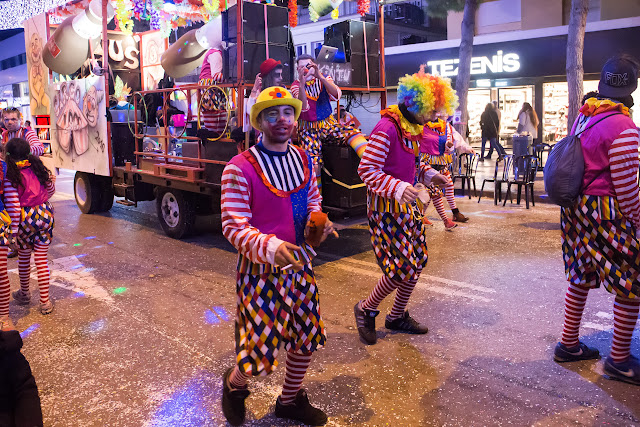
[0,0,70,30]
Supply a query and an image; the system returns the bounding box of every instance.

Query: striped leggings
[228,350,312,405]
[361,269,422,320]
[561,282,640,363]
[430,172,456,221]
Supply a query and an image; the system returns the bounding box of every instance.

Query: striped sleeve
[609,127,640,229]
[221,163,284,265]
[46,179,55,199]
[3,180,20,234]
[25,130,45,157]
[357,131,409,202]
[325,75,342,101]
[307,161,322,213]
[290,81,300,98]
[417,160,438,186]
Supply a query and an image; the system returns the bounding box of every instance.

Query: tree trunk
[454,0,478,138]
[566,0,589,131]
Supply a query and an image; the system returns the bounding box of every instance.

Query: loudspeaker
[349,53,380,87]
[225,42,293,84]
[324,20,379,59]
[223,2,289,45]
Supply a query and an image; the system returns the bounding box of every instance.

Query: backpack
[543,113,621,207]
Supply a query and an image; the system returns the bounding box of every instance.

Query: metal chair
[478,154,513,205]
[452,153,480,199]
[503,155,539,209]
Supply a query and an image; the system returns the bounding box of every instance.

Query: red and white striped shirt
[3,128,45,157]
[3,181,20,234]
[3,178,54,234]
[608,127,640,229]
[220,147,321,265]
[358,130,436,211]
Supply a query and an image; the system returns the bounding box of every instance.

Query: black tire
[156,187,196,239]
[96,175,114,212]
[74,172,101,214]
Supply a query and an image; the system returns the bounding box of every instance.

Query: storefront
[384,23,640,144]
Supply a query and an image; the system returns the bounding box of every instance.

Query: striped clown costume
[420,120,468,228]
[291,74,367,171]
[0,154,55,319]
[199,49,227,134]
[220,87,329,424]
[555,95,640,382]
[354,67,457,345]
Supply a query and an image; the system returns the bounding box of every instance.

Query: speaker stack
[223,2,294,84]
[324,20,380,87]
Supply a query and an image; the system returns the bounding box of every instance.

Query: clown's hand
[251,74,262,97]
[275,241,303,272]
[430,173,448,187]
[400,185,419,204]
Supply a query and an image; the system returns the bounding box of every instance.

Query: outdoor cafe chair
[503,155,539,209]
[533,142,554,171]
[452,153,480,199]
[478,154,513,205]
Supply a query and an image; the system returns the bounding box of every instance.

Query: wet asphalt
[5,171,640,427]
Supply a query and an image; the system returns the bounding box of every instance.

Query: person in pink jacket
[554,55,640,386]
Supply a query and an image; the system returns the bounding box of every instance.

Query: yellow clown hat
[250,86,302,131]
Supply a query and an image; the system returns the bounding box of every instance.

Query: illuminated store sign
[426,50,520,77]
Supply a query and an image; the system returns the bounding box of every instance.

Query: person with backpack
[4,138,56,316]
[553,56,640,386]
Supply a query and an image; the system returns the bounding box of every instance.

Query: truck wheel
[156,188,195,239]
[96,176,114,212]
[74,172,101,214]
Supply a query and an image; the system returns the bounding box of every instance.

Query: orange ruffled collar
[425,119,446,134]
[381,105,423,141]
[580,98,630,117]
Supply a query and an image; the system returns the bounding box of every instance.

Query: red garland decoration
[357,0,369,16]
[288,0,298,27]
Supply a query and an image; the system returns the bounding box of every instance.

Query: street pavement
[5,170,640,426]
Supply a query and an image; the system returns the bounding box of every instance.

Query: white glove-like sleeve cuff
[266,236,286,266]
[394,181,411,203]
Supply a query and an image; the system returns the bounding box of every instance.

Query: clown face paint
[260,105,296,146]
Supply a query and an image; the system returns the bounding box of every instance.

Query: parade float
[14,0,387,237]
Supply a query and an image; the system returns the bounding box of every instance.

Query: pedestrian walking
[480,103,505,161]
[4,138,56,316]
[353,67,449,345]
[517,102,539,139]
[554,55,640,386]
[0,317,44,427]
[220,87,335,426]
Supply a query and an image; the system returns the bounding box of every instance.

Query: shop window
[542,81,598,142]
[467,89,491,142]
[498,86,534,138]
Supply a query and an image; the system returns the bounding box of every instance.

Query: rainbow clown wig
[397,65,459,117]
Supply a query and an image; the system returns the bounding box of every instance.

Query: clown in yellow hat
[219,85,335,426]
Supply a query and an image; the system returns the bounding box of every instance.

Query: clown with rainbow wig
[352,67,451,345]
[417,71,473,229]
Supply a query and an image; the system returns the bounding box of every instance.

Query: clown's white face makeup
[260,105,296,149]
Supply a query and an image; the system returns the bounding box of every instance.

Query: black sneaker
[275,389,328,426]
[604,355,640,385]
[354,301,379,345]
[222,367,250,426]
[385,311,428,334]
[553,342,600,363]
